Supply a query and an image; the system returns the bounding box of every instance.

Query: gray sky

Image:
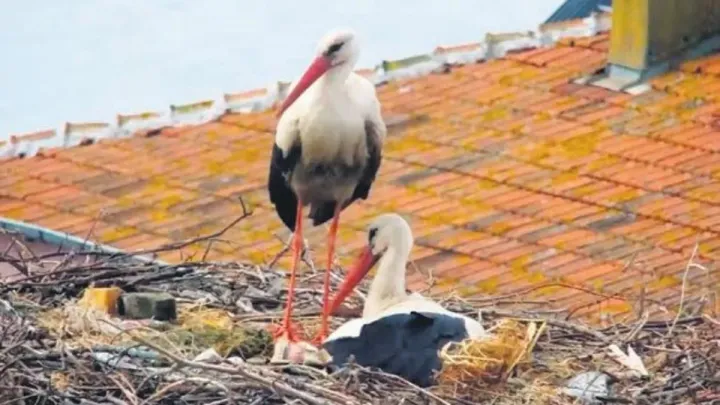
[0,0,563,138]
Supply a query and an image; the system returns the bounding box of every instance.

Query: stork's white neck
[363,244,410,318]
[318,62,355,91]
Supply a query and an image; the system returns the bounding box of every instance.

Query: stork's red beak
[277,56,332,118]
[328,246,380,314]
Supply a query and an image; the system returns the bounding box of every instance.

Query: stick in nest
[266,233,316,272]
[474,308,611,344]
[667,243,706,337]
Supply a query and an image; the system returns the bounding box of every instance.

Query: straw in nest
[437,318,546,385]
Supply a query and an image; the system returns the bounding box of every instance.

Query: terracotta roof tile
[3,32,720,323]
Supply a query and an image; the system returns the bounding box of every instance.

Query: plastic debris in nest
[36,290,154,346]
[35,287,273,360]
[563,371,615,404]
[270,335,332,366]
[78,286,123,314]
[436,318,546,386]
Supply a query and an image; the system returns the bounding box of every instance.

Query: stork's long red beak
[277,56,332,118]
[328,246,380,314]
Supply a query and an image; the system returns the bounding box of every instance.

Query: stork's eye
[368,228,378,244]
[326,42,344,55]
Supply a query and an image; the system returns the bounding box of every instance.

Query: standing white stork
[268,28,386,345]
[321,213,488,387]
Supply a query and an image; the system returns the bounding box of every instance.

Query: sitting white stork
[268,28,386,345]
[321,213,488,387]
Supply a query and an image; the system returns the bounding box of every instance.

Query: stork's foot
[311,330,328,346]
[270,335,332,366]
[268,319,331,365]
[268,320,300,343]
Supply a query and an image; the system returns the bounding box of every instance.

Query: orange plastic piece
[78,287,124,315]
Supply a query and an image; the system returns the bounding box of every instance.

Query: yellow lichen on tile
[145,176,171,193]
[229,148,265,163]
[101,226,137,242]
[658,228,696,245]
[453,255,477,267]
[243,248,272,264]
[479,107,510,122]
[510,256,530,277]
[535,111,553,121]
[600,301,633,315]
[527,271,546,284]
[649,275,681,290]
[206,161,225,175]
[156,194,185,210]
[699,242,714,256]
[550,171,580,185]
[475,276,499,294]
[510,140,554,162]
[150,210,169,222]
[433,212,468,227]
[384,134,431,154]
[557,131,602,158]
[435,276,460,290]
[569,183,599,197]
[475,179,500,190]
[458,199,492,213]
[2,207,26,218]
[531,284,563,297]
[585,154,620,172]
[117,195,136,208]
[205,130,219,142]
[498,68,539,86]
[687,187,717,201]
[404,183,426,195]
[487,221,512,235]
[607,189,641,204]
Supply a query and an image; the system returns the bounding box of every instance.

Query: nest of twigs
[1,214,719,405]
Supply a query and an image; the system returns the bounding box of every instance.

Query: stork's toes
[268,321,299,343]
[311,332,328,346]
[270,336,332,366]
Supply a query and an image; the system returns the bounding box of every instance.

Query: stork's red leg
[312,205,341,345]
[272,199,304,342]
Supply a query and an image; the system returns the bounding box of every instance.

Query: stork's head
[329,214,414,313]
[277,28,360,118]
[315,28,360,68]
[364,213,414,259]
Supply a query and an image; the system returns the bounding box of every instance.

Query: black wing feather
[268,143,301,231]
[323,311,468,387]
[351,119,383,202]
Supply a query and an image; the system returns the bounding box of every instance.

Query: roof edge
[2,12,611,160]
[0,216,165,265]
